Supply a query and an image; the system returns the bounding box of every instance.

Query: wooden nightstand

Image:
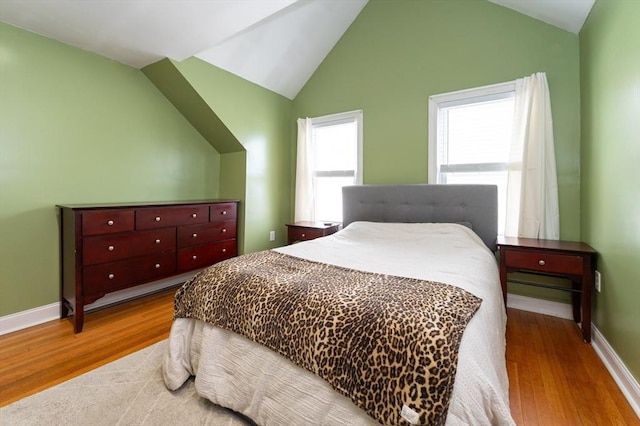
[286,221,341,244]
[496,236,597,342]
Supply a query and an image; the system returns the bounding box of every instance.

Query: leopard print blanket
[173,250,482,426]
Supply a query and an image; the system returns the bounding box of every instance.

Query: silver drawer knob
[222,210,227,215]
[301,233,306,237]
[155,239,161,244]
[108,273,115,279]
[155,263,160,269]
[108,245,114,251]
[192,233,198,238]
[221,228,227,233]
[107,220,114,226]
[155,216,161,222]
[192,213,197,218]
[538,260,546,266]
[192,255,197,260]
[221,248,226,253]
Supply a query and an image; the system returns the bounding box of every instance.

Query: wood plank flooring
[1,289,638,425]
[0,288,175,406]
[506,309,638,425]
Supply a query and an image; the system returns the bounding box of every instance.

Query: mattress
[163,222,515,425]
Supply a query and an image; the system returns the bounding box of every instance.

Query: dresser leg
[74,300,84,334]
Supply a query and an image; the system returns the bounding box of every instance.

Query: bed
[163,184,514,426]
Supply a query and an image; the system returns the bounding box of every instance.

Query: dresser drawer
[136,205,209,230]
[83,252,176,295]
[82,228,176,266]
[177,221,237,248]
[177,240,237,272]
[82,210,134,236]
[210,203,237,221]
[505,249,583,275]
[59,200,239,333]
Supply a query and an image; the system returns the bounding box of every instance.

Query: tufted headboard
[342,184,498,251]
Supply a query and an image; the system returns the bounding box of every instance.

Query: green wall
[3,0,637,383]
[293,0,581,303]
[580,0,640,380]
[0,23,221,316]
[171,58,292,254]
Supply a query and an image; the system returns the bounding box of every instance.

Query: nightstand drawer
[505,250,583,275]
[288,227,325,241]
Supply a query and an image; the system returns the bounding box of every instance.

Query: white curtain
[294,118,315,222]
[505,72,560,239]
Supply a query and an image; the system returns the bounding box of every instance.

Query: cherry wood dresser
[58,200,238,332]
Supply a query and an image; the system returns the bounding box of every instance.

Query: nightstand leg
[571,280,581,323]
[581,277,592,343]
[498,251,508,307]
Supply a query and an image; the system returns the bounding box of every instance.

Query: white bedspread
[163,222,515,425]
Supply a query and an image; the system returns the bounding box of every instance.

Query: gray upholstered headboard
[342,184,498,251]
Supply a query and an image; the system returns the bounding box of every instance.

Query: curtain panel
[505,72,560,239]
[295,118,315,222]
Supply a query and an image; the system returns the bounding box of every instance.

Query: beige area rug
[0,340,253,426]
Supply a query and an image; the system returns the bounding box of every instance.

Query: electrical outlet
[595,270,602,292]
[269,230,275,241]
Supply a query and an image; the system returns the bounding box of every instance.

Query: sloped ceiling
[0,0,593,100]
[195,0,369,99]
[488,0,595,34]
[0,0,368,100]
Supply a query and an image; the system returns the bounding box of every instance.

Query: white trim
[428,80,515,184]
[0,302,60,336]
[430,80,516,105]
[308,109,363,125]
[592,325,640,418]
[506,293,573,320]
[508,293,640,418]
[355,110,364,185]
[0,272,198,336]
[4,286,637,419]
[309,109,364,186]
[427,96,438,184]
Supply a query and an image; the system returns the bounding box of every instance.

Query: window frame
[427,81,515,184]
[309,110,363,185]
[308,109,363,222]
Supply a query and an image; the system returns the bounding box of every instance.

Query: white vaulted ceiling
[0,0,594,100]
[0,0,368,99]
[488,0,595,34]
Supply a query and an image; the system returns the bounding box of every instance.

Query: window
[428,82,515,235]
[296,110,363,223]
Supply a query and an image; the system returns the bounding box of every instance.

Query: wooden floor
[1,289,638,425]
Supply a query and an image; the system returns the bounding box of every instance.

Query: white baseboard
[0,271,198,336]
[0,302,61,336]
[3,284,638,419]
[592,324,640,418]
[509,293,640,419]
[506,293,573,320]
